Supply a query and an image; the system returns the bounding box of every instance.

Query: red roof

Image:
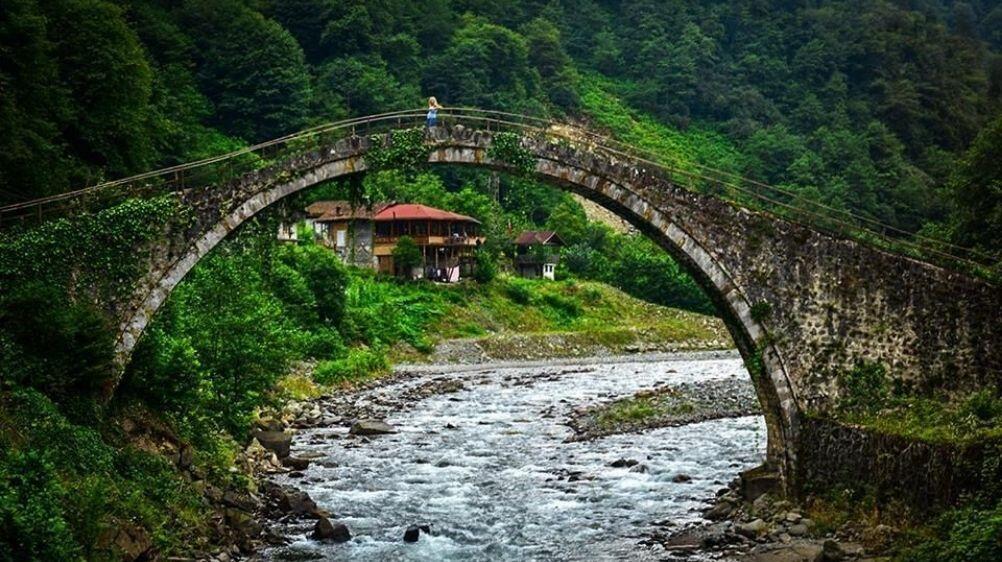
[514,230,563,246]
[374,203,480,224]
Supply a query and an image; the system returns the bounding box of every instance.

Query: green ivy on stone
[365,128,430,178]
[0,195,187,304]
[487,132,536,176]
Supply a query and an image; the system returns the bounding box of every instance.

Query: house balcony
[374,235,485,247]
[515,253,560,265]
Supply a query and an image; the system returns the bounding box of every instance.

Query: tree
[391,236,423,278]
[473,248,498,283]
[949,115,1002,261]
[544,198,589,245]
[182,0,311,141]
[422,16,541,111]
[522,17,580,110]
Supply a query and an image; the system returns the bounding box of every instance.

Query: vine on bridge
[487,131,536,176]
[365,128,431,178]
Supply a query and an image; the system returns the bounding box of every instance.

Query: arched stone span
[113,125,1001,495]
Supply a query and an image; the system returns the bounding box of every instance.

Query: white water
[264,356,766,561]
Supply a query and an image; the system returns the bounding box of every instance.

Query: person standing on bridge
[426,96,443,127]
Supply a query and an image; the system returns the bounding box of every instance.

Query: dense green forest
[1,0,1000,261]
[2,1,1002,560]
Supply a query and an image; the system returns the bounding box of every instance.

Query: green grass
[838,391,1002,444]
[577,73,745,177]
[595,393,696,429]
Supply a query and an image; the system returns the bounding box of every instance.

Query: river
[262,353,765,561]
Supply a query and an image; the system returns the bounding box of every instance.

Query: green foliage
[124,229,348,437]
[422,15,544,112]
[391,235,424,277]
[0,389,210,558]
[750,301,773,323]
[341,269,448,350]
[504,278,533,304]
[899,500,1002,562]
[473,248,498,284]
[948,114,1002,265]
[313,347,389,386]
[272,243,348,325]
[837,362,890,414]
[0,196,183,302]
[180,0,310,141]
[0,283,114,398]
[366,128,430,177]
[487,131,536,175]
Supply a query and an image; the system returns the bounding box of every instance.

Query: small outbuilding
[513,230,563,280]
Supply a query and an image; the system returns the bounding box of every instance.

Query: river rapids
[262,354,766,561]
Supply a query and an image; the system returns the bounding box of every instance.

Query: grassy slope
[577,73,745,175]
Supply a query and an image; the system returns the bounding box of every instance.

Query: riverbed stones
[673,473,692,483]
[610,458,639,468]
[312,517,351,542]
[349,419,397,435]
[96,521,152,562]
[746,542,824,562]
[738,518,769,538]
[282,456,311,470]
[253,430,292,458]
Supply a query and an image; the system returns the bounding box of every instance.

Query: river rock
[349,419,397,435]
[282,456,311,470]
[610,458,639,468]
[263,482,320,517]
[672,474,692,483]
[747,542,824,562]
[788,523,809,537]
[96,521,152,562]
[704,501,734,520]
[403,526,421,543]
[738,518,769,538]
[312,517,351,542]
[222,490,260,512]
[253,430,292,458]
[629,463,649,473]
[224,508,261,536]
[821,539,844,561]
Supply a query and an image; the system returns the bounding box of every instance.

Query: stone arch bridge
[7,110,999,499]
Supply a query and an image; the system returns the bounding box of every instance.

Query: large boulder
[349,420,397,436]
[96,522,153,562]
[253,430,292,458]
[282,456,311,470]
[312,517,351,543]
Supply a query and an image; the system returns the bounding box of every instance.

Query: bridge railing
[0,108,995,276]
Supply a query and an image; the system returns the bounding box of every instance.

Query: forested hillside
[1,0,1000,260]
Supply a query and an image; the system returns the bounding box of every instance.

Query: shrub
[541,292,582,320]
[837,361,889,414]
[273,243,348,326]
[0,283,115,398]
[900,501,1002,562]
[505,279,534,304]
[313,348,389,385]
[392,236,423,278]
[750,301,772,322]
[473,249,498,284]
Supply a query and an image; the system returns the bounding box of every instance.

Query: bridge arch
[115,124,799,488]
[66,110,993,502]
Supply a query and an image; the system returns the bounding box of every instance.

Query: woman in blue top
[426,97,442,127]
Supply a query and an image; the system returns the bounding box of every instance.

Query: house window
[336,229,347,248]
